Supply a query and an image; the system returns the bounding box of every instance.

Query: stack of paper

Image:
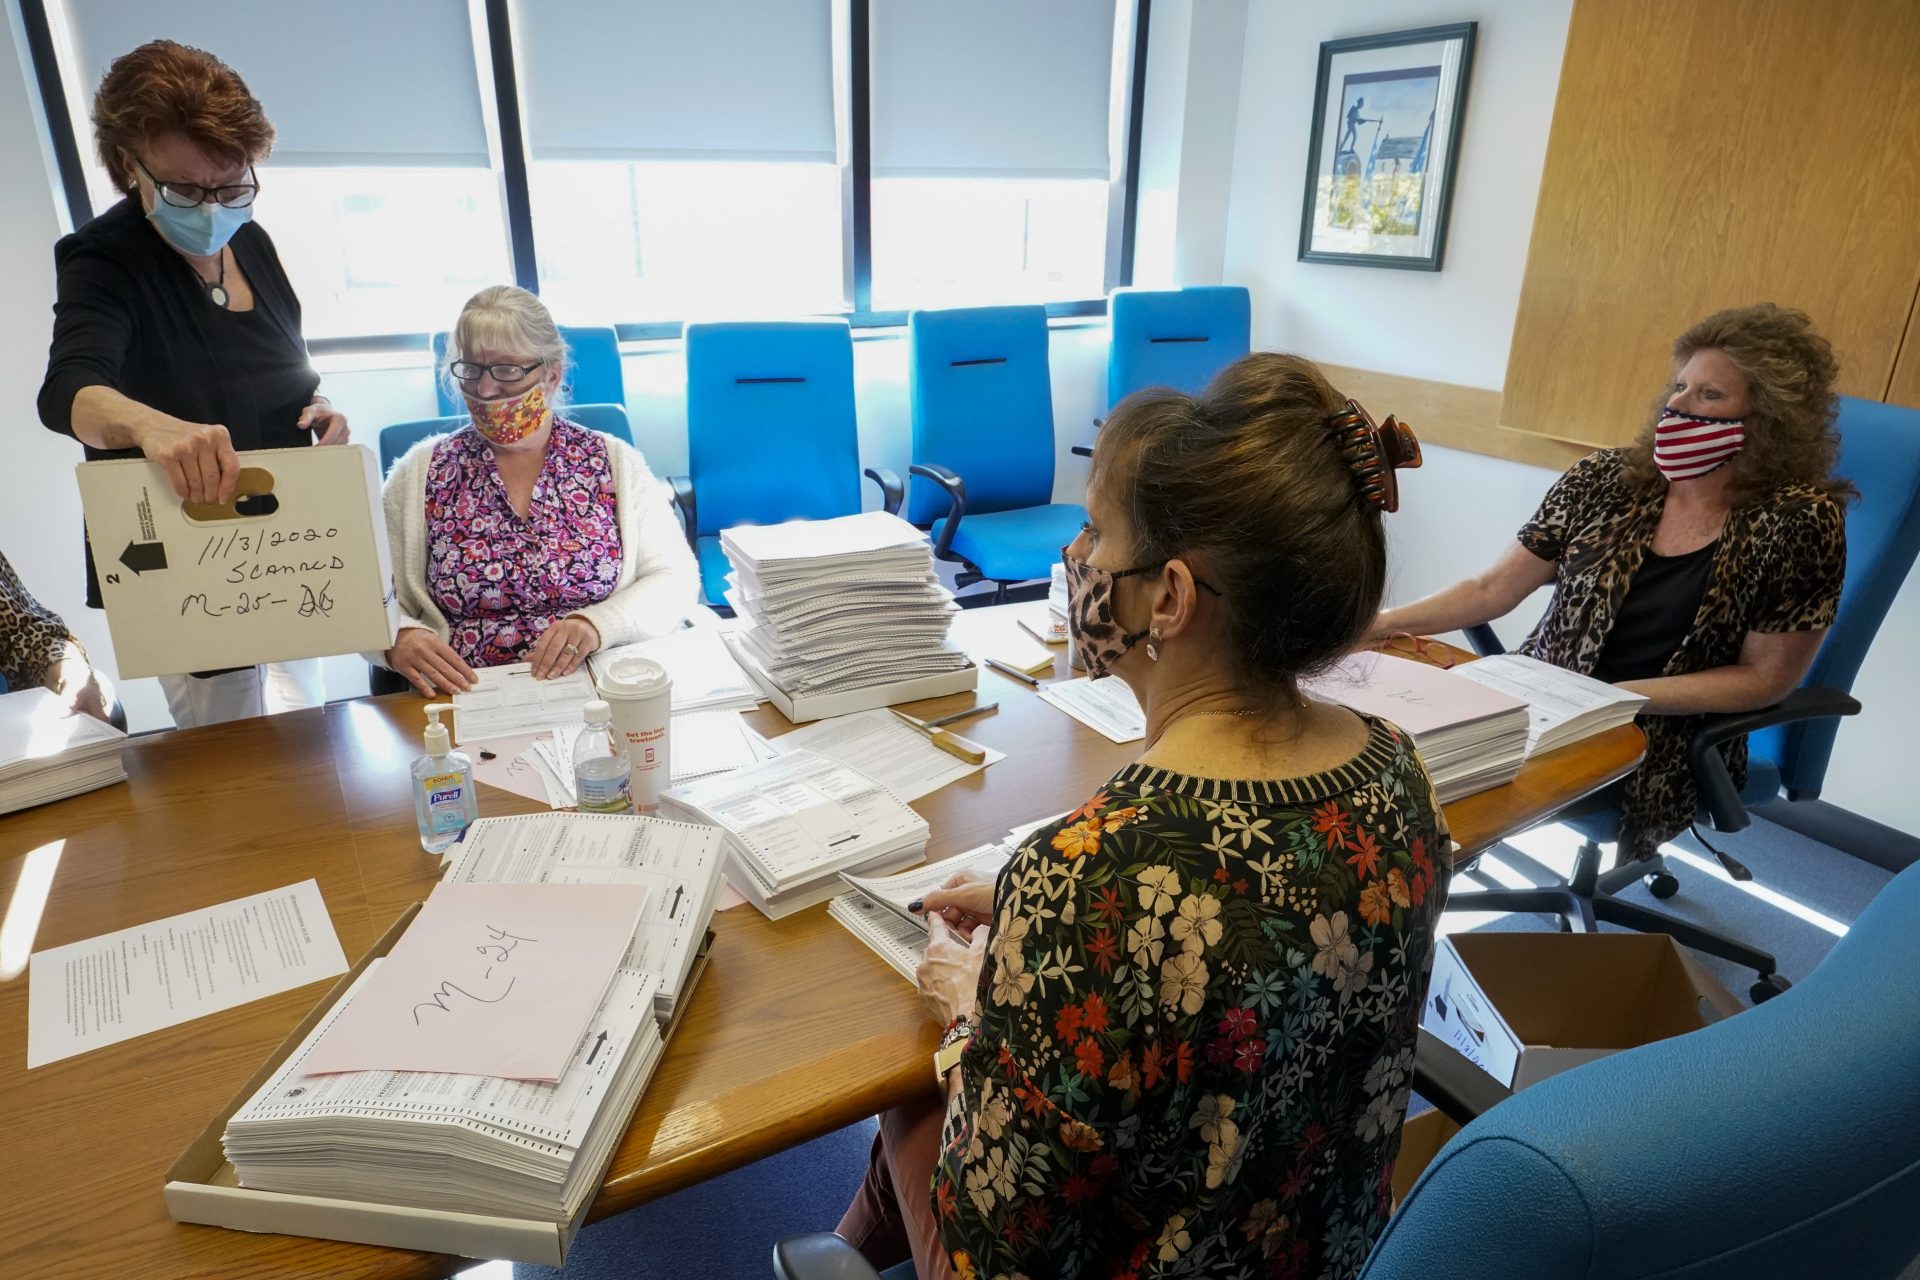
[1047,562,1071,640]
[442,810,728,1024]
[1302,653,1532,802]
[1451,653,1650,756]
[1038,676,1147,743]
[523,711,780,808]
[454,664,599,744]
[0,688,127,815]
[662,749,929,919]
[223,961,664,1220]
[720,512,971,702]
[829,839,1017,981]
[588,625,763,714]
[772,707,1003,801]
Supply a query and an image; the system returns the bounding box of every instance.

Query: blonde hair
[443,285,571,406]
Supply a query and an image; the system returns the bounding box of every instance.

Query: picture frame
[1298,22,1477,271]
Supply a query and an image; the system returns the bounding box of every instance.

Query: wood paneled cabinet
[1502,0,1920,449]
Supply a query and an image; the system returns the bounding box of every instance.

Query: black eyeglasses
[450,358,545,384]
[133,156,258,209]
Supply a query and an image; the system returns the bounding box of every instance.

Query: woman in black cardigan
[37,39,350,727]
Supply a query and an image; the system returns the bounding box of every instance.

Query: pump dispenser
[412,703,478,852]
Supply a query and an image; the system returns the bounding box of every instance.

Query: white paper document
[589,626,764,712]
[26,879,347,1069]
[1038,677,1147,743]
[1451,653,1648,755]
[773,707,1003,800]
[840,840,1016,925]
[454,664,599,744]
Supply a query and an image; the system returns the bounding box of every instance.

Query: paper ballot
[454,664,599,744]
[773,707,1003,801]
[1038,677,1147,743]
[301,882,647,1081]
[27,879,347,1069]
[441,811,727,1021]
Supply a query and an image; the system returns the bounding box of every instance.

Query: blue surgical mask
[147,197,252,258]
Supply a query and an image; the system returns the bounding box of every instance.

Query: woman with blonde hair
[1373,302,1850,861]
[379,286,697,694]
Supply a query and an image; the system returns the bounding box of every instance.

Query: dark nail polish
[907,899,924,913]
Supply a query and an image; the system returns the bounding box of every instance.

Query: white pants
[157,659,326,729]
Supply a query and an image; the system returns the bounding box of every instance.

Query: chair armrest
[909,462,967,560]
[1688,685,1862,831]
[864,466,905,517]
[1462,623,1505,657]
[1412,1028,1511,1127]
[772,1233,883,1280]
[1070,415,1103,459]
[667,475,697,549]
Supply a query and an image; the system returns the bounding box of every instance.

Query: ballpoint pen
[984,657,1041,686]
[922,702,999,729]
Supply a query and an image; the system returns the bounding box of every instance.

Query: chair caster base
[1751,973,1792,1003]
[1645,871,1680,899]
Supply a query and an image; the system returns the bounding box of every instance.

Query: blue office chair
[1457,395,1920,1001]
[1072,285,1253,458]
[1108,285,1252,406]
[430,324,626,415]
[677,320,903,607]
[774,864,1920,1280]
[905,305,1086,602]
[376,403,635,476]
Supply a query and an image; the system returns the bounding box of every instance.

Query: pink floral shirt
[424,420,622,667]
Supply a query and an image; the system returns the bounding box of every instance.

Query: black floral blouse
[1515,449,1846,860]
[933,717,1450,1280]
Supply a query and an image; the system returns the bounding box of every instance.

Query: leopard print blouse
[0,551,81,693]
[1515,449,1845,860]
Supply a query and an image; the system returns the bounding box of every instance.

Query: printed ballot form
[27,879,348,1069]
[454,664,599,744]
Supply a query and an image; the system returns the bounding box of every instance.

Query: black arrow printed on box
[120,539,168,575]
[586,1030,608,1064]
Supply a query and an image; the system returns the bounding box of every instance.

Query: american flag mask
[1653,408,1746,481]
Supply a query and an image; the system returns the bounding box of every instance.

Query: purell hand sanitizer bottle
[412,703,478,852]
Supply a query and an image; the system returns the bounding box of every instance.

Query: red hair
[91,39,274,195]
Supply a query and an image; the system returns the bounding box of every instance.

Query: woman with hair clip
[1372,303,1849,864]
[377,285,697,697]
[833,353,1448,1280]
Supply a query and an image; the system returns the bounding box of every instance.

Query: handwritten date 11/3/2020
[181,579,335,620]
[411,925,538,1026]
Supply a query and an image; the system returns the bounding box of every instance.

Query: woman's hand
[131,415,240,505]
[298,397,351,447]
[916,913,988,1027]
[49,651,111,723]
[914,873,996,940]
[528,616,600,680]
[385,628,477,697]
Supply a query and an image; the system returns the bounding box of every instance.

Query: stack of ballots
[663,749,930,919]
[721,511,973,719]
[1300,651,1531,802]
[0,687,127,815]
[222,965,663,1220]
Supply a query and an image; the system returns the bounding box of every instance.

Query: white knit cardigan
[373,425,700,667]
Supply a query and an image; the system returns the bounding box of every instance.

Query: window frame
[21,0,1151,355]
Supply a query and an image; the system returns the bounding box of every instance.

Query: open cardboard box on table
[164,903,715,1266]
[1392,930,1744,1198]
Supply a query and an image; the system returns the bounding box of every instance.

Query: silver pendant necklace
[201,250,229,309]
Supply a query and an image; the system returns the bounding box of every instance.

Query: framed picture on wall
[1298,22,1477,271]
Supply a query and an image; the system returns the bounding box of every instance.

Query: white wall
[1218,0,1920,836]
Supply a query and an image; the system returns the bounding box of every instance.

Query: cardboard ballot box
[1421,931,1743,1091]
[76,445,400,678]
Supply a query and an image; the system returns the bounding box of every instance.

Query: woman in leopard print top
[0,550,113,722]
[1374,303,1848,861]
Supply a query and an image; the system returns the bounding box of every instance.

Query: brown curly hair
[92,40,274,196]
[1622,303,1854,505]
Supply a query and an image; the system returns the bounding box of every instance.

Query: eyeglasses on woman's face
[132,156,258,209]
[450,358,545,386]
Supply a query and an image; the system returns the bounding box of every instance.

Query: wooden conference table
[0,611,1643,1279]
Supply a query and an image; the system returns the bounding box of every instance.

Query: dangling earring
[1147,627,1162,662]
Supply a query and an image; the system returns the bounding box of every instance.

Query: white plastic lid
[582,699,613,721]
[599,656,671,698]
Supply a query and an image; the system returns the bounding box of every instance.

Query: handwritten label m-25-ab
[185,525,345,619]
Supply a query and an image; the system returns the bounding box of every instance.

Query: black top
[1589,539,1720,684]
[37,196,319,605]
